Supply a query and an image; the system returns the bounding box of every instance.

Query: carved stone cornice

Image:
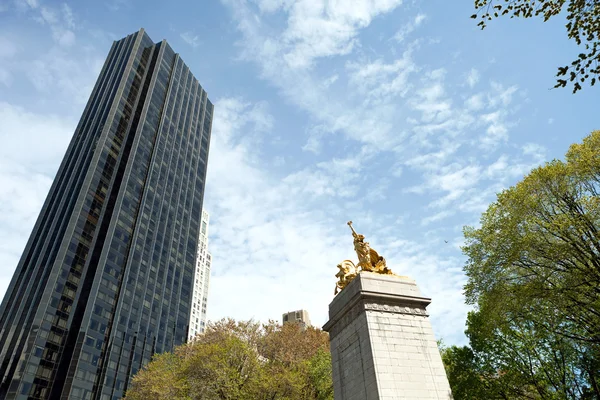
[363,300,428,316]
[326,298,429,338]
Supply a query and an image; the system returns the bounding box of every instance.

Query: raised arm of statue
[347,221,358,239]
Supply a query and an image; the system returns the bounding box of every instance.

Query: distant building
[282,309,311,329]
[188,210,212,340]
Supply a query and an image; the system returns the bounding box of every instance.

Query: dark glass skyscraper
[0,29,212,400]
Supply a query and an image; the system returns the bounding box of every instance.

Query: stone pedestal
[322,272,452,400]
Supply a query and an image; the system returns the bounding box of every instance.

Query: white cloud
[466,68,479,88]
[224,0,414,151]
[15,0,39,10]
[0,36,18,58]
[62,3,75,29]
[404,141,461,171]
[413,83,452,123]
[485,155,509,178]
[0,102,75,303]
[0,69,11,86]
[217,0,538,343]
[180,31,201,48]
[262,0,405,69]
[55,29,76,47]
[480,110,509,148]
[465,93,484,110]
[254,0,294,13]
[0,102,75,169]
[204,98,353,327]
[346,52,417,102]
[39,6,58,24]
[0,0,547,349]
[320,74,338,88]
[421,210,455,226]
[24,47,104,106]
[522,142,546,163]
[204,97,472,342]
[392,13,426,42]
[25,2,77,47]
[433,164,482,193]
[283,155,364,198]
[105,0,131,11]
[488,81,518,107]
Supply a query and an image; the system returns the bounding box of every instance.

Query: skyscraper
[188,209,211,340]
[0,29,212,400]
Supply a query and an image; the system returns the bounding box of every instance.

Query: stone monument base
[323,272,452,400]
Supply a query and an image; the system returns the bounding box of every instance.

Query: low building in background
[282,309,311,329]
[188,209,212,340]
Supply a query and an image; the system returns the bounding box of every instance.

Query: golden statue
[334,260,358,295]
[334,221,396,295]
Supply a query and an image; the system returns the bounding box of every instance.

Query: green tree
[306,349,334,400]
[466,305,587,399]
[460,130,600,398]
[124,319,333,400]
[440,344,491,400]
[258,321,331,400]
[472,0,600,93]
[123,352,189,400]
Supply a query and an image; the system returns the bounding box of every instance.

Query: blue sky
[0,0,597,346]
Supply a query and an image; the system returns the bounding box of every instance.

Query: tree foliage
[124,319,333,400]
[440,344,491,400]
[472,0,600,93]
[453,130,600,398]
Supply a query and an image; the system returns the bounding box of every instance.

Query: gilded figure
[334,221,396,294]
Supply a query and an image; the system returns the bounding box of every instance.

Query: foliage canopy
[445,130,600,398]
[124,319,333,400]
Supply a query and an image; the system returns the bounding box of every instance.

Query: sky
[0,0,597,346]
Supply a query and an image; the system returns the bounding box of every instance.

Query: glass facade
[0,29,212,400]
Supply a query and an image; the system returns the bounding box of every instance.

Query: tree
[440,344,492,400]
[259,321,331,399]
[471,0,600,93]
[460,130,600,398]
[122,352,188,400]
[306,349,334,400]
[124,319,333,400]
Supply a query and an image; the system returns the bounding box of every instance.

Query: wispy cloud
[0,102,75,302]
[105,0,131,11]
[210,0,552,343]
[421,210,455,226]
[0,0,554,348]
[392,13,426,43]
[0,36,18,58]
[24,48,104,106]
[0,69,10,86]
[180,31,201,48]
[466,68,479,88]
[346,52,417,103]
[522,142,546,163]
[276,0,404,69]
[205,97,473,342]
[28,2,77,47]
[204,98,352,326]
